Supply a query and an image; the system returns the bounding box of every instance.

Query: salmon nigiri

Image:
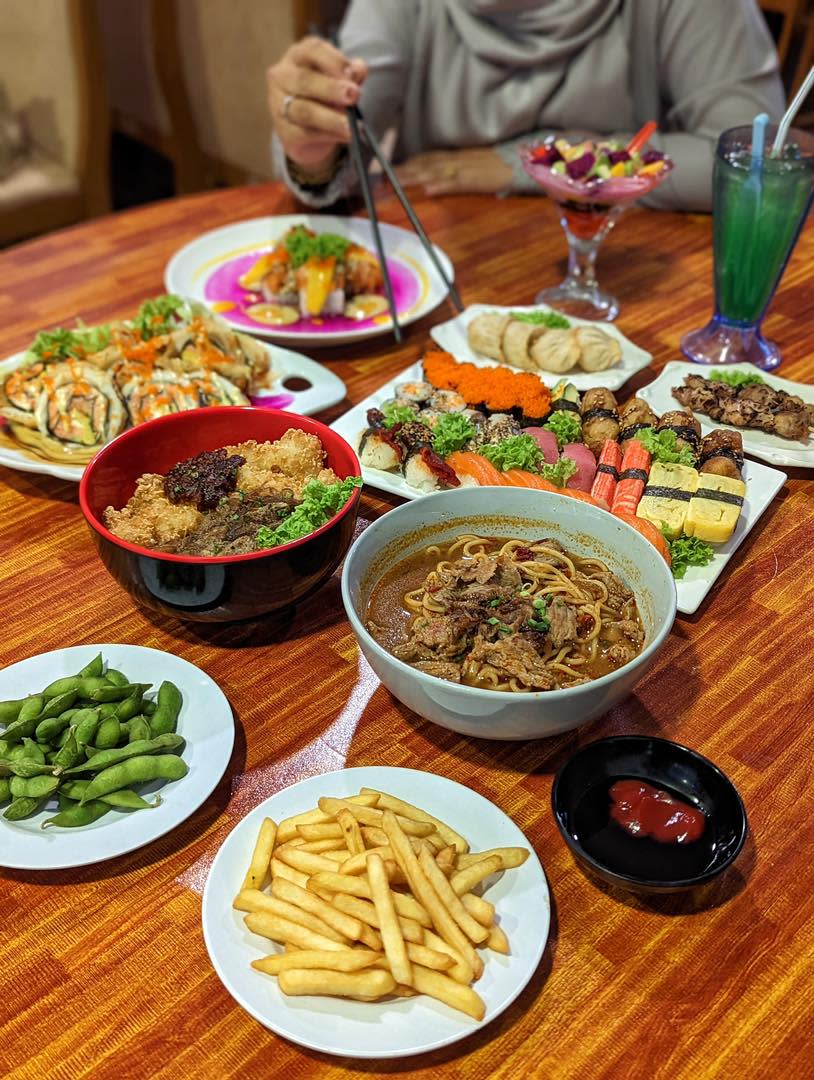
[446,451,507,487]
[501,469,559,492]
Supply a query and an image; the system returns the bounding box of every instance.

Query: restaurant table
[1,183,813,1080]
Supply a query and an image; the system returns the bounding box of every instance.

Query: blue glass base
[680,316,781,372]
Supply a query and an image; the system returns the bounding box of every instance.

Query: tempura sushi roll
[502,319,545,371]
[656,409,702,462]
[295,258,345,318]
[580,387,620,457]
[530,328,580,374]
[698,430,744,479]
[467,312,512,362]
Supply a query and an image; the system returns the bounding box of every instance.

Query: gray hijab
[399,0,625,155]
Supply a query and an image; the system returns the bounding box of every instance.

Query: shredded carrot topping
[423,349,551,419]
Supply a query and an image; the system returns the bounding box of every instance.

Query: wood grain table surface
[0,183,812,1080]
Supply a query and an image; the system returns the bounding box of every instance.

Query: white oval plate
[430,303,652,391]
[330,370,787,615]
[0,342,346,483]
[0,644,233,869]
[202,765,549,1059]
[164,214,454,346]
[638,361,814,469]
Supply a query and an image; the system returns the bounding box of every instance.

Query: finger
[345,57,368,84]
[279,96,351,142]
[423,180,462,197]
[290,36,350,78]
[279,63,360,109]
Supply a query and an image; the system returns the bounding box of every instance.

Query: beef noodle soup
[365,535,645,693]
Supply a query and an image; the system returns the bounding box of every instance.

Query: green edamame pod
[80,754,188,803]
[86,683,149,704]
[9,774,60,799]
[41,799,112,829]
[73,709,100,749]
[128,716,151,744]
[56,726,74,748]
[104,668,129,688]
[21,738,46,764]
[95,717,122,749]
[45,750,59,765]
[96,703,117,719]
[35,712,74,743]
[37,690,79,721]
[2,695,46,743]
[0,698,25,724]
[149,681,183,737]
[58,779,89,800]
[41,675,82,700]
[4,796,45,820]
[64,733,184,775]
[111,692,144,724]
[78,676,112,696]
[78,653,104,678]
[142,700,157,717]
[0,778,10,804]
[0,758,58,779]
[54,729,84,770]
[0,739,10,757]
[10,742,34,762]
[99,788,162,810]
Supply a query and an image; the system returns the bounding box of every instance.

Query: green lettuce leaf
[635,427,697,466]
[509,310,570,329]
[431,413,476,457]
[666,533,715,579]
[255,476,362,549]
[544,410,582,449]
[708,369,764,388]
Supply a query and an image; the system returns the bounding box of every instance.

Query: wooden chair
[759,0,807,70]
[0,0,110,245]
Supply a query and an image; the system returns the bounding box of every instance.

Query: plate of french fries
[202,766,549,1058]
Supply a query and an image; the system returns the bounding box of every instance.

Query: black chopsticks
[346,105,464,344]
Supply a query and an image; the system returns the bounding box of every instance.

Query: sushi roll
[402,423,460,492]
[619,397,658,443]
[580,387,620,457]
[467,312,512,362]
[698,430,744,480]
[428,388,467,412]
[394,380,434,405]
[656,409,702,461]
[485,413,522,443]
[462,408,488,448]
[416,407,444,430]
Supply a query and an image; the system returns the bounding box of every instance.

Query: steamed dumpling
[502,320,545,371]
[467,312,512,362]
[530,328,580,373]
[575,326,622,372]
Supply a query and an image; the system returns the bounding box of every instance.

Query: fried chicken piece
[104,474,202,548]
[226,431,338,497]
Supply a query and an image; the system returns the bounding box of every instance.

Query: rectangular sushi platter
[330,360,788,615]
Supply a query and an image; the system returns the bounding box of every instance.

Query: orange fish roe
[423,349,551,419]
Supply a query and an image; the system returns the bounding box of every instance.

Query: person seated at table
[267,0,784,212]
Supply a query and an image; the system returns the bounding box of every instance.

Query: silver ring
[281,94,296,122]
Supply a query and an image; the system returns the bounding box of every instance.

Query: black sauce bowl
[551,736,748,894]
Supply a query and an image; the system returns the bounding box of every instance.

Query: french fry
[318,797,435,837]
[423,832,447,853]
[309,871,432,926]
[418,845,489,945]
[340,845,393,875]
[235,890,348,943]
[321,850,352,864]
[276,838,346,855]
[456,847,529,871]
[360,825,389,848]
[297,822,343,840]
[435,845,457,876]
[337,807,365,856]
[330,892,425,944]
[252,950,382,975]
[382,811,480,976]
[270,857,309,889]
[360,788,469,853]
[276,847,344,877]
[404,943,453,971]
[487,924,510,954]
[270,876,365,942]
[358,923,384,950]
[278,968,396,1001]
[449,855,503,896]
[275,793,380,845]
[244,911,348,952]
[423,930,473,985]
[410,965,485,1021]
[367,852,412,987]
[461,891,495,927]
[241,817,277,891]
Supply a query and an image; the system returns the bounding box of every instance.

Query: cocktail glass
[521,145,673,321]
[681,125,814,371]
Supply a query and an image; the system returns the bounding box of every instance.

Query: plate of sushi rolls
[165,215,454,346]
[430,304,652,390]
[331,350,788,614]
[638,361,814,468]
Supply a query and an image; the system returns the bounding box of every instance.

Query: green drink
[683,125,814,371]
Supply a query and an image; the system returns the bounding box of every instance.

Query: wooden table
[1,184,812,1080]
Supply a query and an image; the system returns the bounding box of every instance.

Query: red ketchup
[609,780,706,844]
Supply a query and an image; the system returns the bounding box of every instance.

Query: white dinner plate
[202,766,549,1059]
[0,644,234,870]
[165,214,454,346]
[331,375,786,615]
[0,342,346,483]
[430,303,653,391]
[638,361,814,469]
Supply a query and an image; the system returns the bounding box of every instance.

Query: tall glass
[681,125,814,371]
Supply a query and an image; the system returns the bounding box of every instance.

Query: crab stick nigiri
[610,439,651,515]
[590,439,623,509]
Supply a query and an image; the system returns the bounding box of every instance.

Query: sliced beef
[605,641,639,667]
[468,634,557,690]
[547,597,579,649]
[591,570,634,613]
[412,660,462,682]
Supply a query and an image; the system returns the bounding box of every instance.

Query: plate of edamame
[0,644,234,869]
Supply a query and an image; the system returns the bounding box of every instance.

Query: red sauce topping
[609,779,706,844]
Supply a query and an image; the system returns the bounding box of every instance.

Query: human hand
[267,37,368,172]
[395,148,514,196]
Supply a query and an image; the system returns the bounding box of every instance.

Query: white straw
[771,64,814,156]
